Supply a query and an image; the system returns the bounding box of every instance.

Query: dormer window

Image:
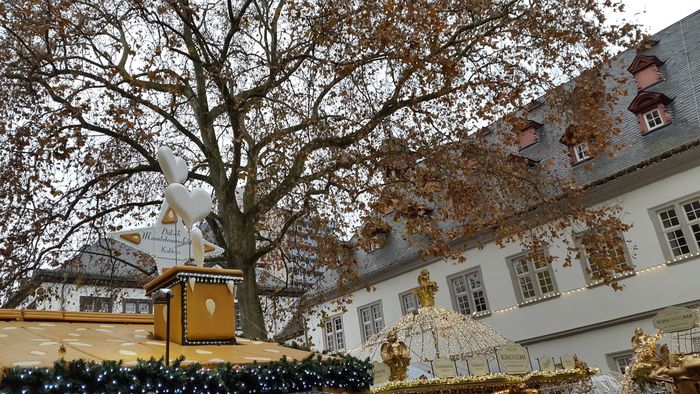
[573,142,591,162]
[627,54,664,89]
[515,120,543,150]
[643,108,664,131]
[360,220,390,252]
[560,125,593,165]
[508,153,539,169]
[628,91,673,135]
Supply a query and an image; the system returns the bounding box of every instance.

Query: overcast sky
[618,0,698,33]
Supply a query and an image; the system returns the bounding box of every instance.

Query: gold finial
[413,269,438,308]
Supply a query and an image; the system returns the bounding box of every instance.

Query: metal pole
[525,345,533,372]
[165,292,171,366]
[494,347,501,373]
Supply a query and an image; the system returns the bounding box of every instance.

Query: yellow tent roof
[0,309,311,369]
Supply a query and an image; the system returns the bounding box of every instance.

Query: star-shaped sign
[108,201,224,271]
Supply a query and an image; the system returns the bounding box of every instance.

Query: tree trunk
[220,206,268,340]
[237,263,268,339]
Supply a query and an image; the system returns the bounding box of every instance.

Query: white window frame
[357,301,384,343]
[447,267,490,316]
[682,199,700,253]
[572,142,591,162]
[79,296,113,313]
[507,250,558,304]
[399,289,420,315]
[123,298,152,314]
[607,351,634,374]
[650,193,700,260]
[323,314,345,352]
[643,108,665,131]
[575,232,634,284]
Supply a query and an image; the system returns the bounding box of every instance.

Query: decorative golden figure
[631,328,646,353]
[630,327,658,365]
[627,327,700,394]
[649,347,700,394]
[380,329,411,382]
[573,355,588,371]
[413,269,438,307]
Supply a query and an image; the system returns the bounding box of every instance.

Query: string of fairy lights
[487,251,700,315]
[350,306,509,363]
[349,252,700,366]
[1,356,374,393]
[370,368,596,393]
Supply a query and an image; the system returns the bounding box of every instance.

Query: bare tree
[0,0,640,338]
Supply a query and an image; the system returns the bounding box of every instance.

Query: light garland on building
[490,252,700,315]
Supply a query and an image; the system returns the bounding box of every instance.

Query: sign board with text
[653,306,699,332]
[433,358,456,378]
[538,355,555,372]
[108,201,223,270]
[468,357,489,376]
[372,362,390,385]
[496,343,530,374]
[561,355,576,370]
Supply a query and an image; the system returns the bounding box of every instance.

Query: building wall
[307,163,700,372]
[18,283,150,312]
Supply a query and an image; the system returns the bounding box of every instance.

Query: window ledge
[665,251,700,266]
[585,270,636,288]
[517,292,560,307]
[571,156,594,167]
[471,311,492,319]
[642,123,671,136]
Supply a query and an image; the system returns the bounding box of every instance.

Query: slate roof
[35,239,304,296]
[489,9,700,188]
[6,232,304,308]
[311,9,700,296]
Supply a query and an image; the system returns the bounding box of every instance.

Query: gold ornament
[380,329,411,382]
[348,271,509,363]
[622,327,700,394]
[119,232,142,245]
[370,368,596,393]
[413,269,438,307]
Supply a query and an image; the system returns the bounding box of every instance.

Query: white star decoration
[108,200,223,271]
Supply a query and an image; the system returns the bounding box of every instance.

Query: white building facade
[306,10,700,375]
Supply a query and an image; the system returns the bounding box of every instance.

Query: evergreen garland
[0,354,373,394]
